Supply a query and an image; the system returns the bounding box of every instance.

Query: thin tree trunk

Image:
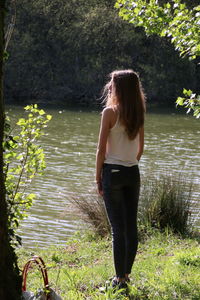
[0,1,21,298]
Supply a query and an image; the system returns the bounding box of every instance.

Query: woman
[96,69,145,289]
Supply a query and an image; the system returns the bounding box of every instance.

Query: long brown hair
[103,69,146,139]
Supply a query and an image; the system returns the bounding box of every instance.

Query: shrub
[4,105,52,245]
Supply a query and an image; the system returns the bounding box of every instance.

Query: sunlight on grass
[18,229,200,299]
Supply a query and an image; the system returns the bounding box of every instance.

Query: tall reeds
[139,174,193,234]
[67,191,110,237]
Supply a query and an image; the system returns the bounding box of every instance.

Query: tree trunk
[0,1,21,299]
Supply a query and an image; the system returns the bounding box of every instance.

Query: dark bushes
[5,0,198,105]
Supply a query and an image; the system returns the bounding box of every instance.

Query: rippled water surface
[8,106,200,248]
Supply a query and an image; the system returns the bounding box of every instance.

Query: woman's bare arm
[95,108,112,194]
[137,126,144,161]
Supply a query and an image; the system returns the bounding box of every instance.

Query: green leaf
[176,97,184,106]
[39,109,45,115]
[27,193,36,201]
[16,118,26,126]
[46,114,52,120]
[183,89,192,97]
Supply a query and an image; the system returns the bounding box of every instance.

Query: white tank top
[105,116,139,167]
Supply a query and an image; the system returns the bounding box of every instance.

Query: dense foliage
[5,0,199,106]
[116,0,200,59]
[115,0,200,117]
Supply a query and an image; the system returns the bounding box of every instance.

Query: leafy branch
[3,104,52,245]
[115,0,200,118]
[177,89,200,119]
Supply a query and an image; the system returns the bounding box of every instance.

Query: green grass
[18,230,200,300]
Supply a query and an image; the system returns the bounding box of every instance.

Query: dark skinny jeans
[102,163,140,278]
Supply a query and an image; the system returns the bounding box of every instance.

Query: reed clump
[139,173,193,234]
[68,190,110,237]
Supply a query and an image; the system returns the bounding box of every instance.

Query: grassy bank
[18,229,200,300]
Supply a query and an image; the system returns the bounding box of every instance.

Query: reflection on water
[7,107,200,248]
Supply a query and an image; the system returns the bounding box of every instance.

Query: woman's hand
[96,181,103,196]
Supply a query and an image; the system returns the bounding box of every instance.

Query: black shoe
[111,278,119,288]
[112,278,128,291]
[118,281,128,290]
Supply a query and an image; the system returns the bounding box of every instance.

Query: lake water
[7,106,200,248]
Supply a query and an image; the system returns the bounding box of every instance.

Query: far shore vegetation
[5,0,200,108]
